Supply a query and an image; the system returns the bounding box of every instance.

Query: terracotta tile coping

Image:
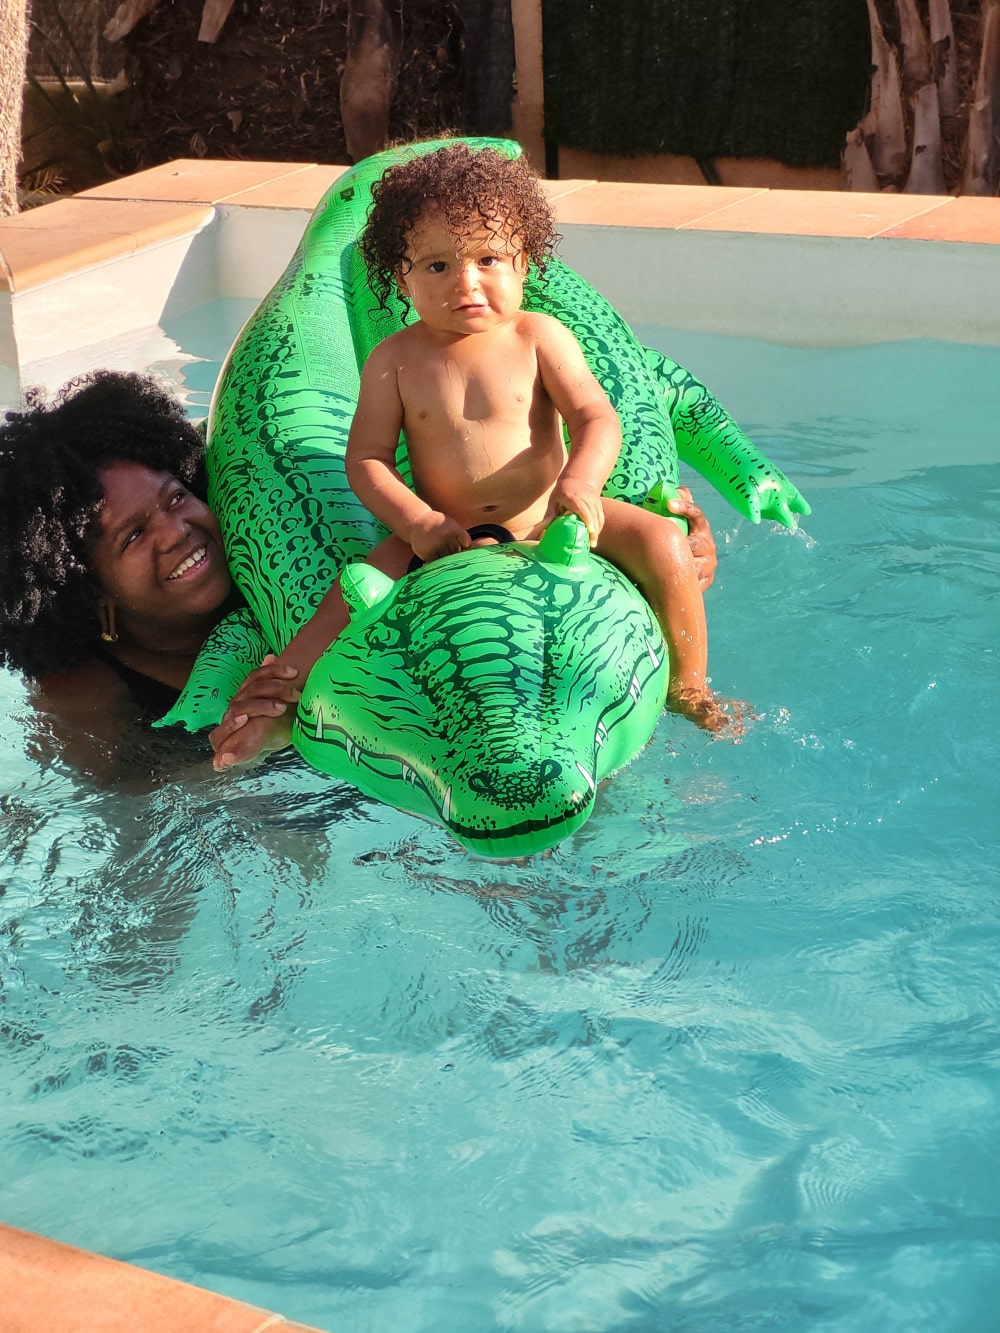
[0,1223,327,1333]
[1,157,997,295]
[544,178,999,241]
[0,197,215,292]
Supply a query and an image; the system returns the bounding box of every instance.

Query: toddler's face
[397,208,528,337]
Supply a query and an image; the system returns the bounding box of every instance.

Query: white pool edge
[3,188,1000,409]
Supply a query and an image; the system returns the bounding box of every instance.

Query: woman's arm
[30,660,139,781]
[668,486,718,590]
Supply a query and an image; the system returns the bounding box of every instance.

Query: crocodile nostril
[467,759,563,800]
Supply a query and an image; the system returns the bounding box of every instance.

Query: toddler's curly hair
[0,371,206,680]
[359,142,558,313]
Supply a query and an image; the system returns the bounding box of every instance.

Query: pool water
[1,329,998,1331]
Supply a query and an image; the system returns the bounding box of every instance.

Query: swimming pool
[2,312,997,1329]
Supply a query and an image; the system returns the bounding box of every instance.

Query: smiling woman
[0,372,240,773]
[87,461,233,695]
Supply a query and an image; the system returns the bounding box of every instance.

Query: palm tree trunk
[340,0,401,163]
[964,0,1000,194]
[928,0,960,118]
[852,0,976,195]
[904,82,946,193]
[897,0,933,86]
[865,0,908,181]
[1,0,30,216]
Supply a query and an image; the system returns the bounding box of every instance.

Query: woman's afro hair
[0,370,206,681]
[359,142,558,314]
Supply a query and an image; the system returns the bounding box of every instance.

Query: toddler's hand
[209,653,300,769]
[409,511,473,563]
[548,477,605,546]
[211,712,293,770]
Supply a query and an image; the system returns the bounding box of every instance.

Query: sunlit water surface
[1,317,998,1331]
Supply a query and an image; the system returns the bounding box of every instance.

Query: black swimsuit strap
[406,523,517,574]
[96,647,183,717]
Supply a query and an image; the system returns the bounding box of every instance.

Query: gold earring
[99,602,118,644]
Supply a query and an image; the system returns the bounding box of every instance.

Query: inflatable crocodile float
[158,137,809,858]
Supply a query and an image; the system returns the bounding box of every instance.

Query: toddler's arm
[347,345,471,563]
[532,314,622,545]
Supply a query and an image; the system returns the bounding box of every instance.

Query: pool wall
[2,159,999,405]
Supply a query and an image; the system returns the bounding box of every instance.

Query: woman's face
[89,461,231,641]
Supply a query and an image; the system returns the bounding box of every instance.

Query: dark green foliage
[541,0,871,167]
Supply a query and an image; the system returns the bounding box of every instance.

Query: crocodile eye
[468,770,494,797]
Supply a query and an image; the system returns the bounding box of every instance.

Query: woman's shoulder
[29,654,204,783]
[35,655,132,711]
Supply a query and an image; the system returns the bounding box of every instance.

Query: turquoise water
[1,326,998,1331]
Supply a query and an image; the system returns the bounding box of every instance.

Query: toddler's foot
[667,686,752,737]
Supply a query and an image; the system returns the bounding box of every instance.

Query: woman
[0,372,239,775]
[0,370,719,775]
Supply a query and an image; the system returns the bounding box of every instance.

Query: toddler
[347,143,738,730]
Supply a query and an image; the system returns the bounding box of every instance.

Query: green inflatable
[158,137,809,858]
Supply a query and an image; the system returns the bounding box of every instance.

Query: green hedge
[541,0,870,167]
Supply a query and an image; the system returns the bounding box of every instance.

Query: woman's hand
[408,511,472,564]
[669,486,718,590]
[210,653,300,770]
[547,476,606,546]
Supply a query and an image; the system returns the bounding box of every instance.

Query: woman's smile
[166,544,210,582]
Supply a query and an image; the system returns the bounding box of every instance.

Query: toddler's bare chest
[400,343,542,430]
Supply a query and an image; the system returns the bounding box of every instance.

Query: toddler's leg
[596,501,742,733]
[279,533,411,671]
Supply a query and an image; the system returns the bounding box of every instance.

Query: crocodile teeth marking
[347,738,361,765]
[647,638,662,669]
[595,721,608,749]
[629,675,642,702]
[313,707,325,741]
[575,761,596,793]
[441,785,452,823]
[402,764,418,786]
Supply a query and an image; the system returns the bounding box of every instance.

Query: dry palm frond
[104,0,162,44]
[17,166,67,209]
[198,0,236,44]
